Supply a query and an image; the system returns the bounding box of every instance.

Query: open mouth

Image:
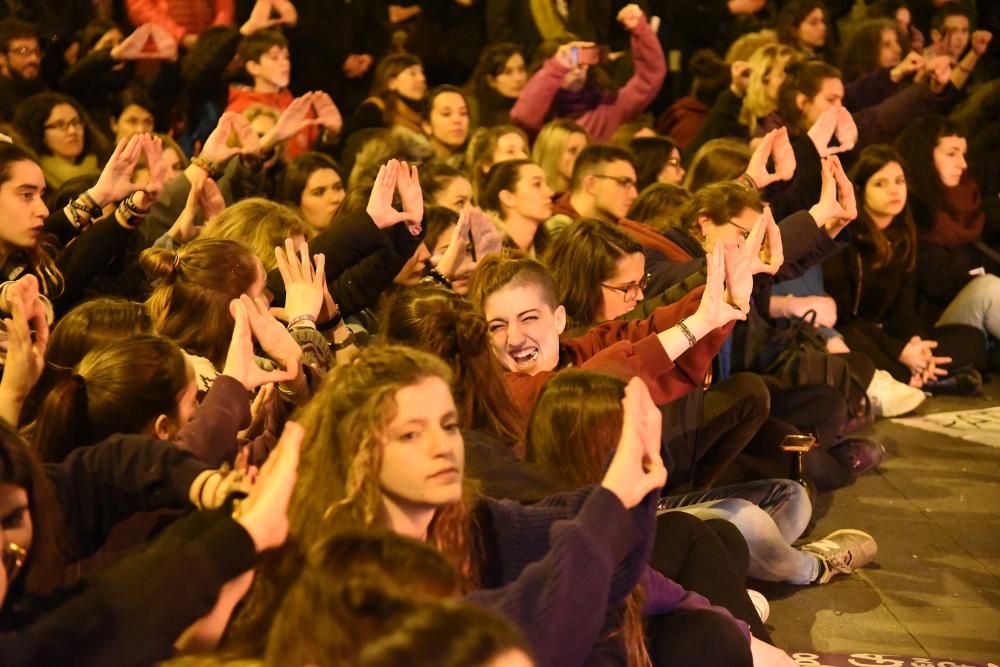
[510,347,539,366]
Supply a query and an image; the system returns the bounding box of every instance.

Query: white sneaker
[747,589,769,623]
[867,369,926,418]
[801,529,878,584]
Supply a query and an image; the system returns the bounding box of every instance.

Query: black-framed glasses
[725,219,752,239]
[2,541,27,584]
[602,272,651,301]
[44,118,83,132]
[593,174,638,191]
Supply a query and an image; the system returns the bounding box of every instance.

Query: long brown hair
[0,420,67,598]
[140,238,259,367]
[21,297,152,426]
[849,144,917,270]
[264,531,462,666]
[31,335,189,463]
[543,217,642,327]
[0,142,63,296]
[379,284,527,444]
[230,347,482,651]
[525,370,650,667]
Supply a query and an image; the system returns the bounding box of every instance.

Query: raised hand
[616,3,644,30]
[240,0,282,35]
[110,24,151,60]
[694,243,749,332]
[434,208,473,280]
[0,275,49,345]
[88,133,145,206]
[601,377,667,509]
[807,106,838,158]
[890,51,925,82]
[271,0,298,25]
[829,106,857,155]
[924,55,952,93]
[223,296,300,391]
[0,288,48,424]
[272,238,326,322]
[754,206,784,275]
[148,24,179,61]
[311,91,343,136]
[261,93,316,151]
[468,206,503,259]
[366,160,424,234]
[745,127,796,188]
[555,41,597,68]
[971,30,992,57]
[396,161,424,235]
[200,113,249,164]
[136,134,167,204]
[809,156,855,235]
[235,420,303,552]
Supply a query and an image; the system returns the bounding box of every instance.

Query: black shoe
[923,368,983,396]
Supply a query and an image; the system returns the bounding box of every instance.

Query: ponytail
[32,376,92,463]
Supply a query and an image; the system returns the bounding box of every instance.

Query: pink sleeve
[126,0,188,42]
[510,57,569,133]
[578,16,667,141]
[608,17,667,121]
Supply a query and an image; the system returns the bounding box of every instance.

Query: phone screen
[579,46,601,65]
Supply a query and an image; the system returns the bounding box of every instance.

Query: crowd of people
[0,0,998,664]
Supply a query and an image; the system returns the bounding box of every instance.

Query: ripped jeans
[659,478,821,584]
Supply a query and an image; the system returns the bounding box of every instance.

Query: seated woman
[465,42,528,129]
[108,87,156,146]
[276,154,347,237]
[422,85,470,163]
[823,142,995,393]
[200,199,309,273]
[775,0,830,60]
[465,125,530,196]
[0,416,299,666]
[633,136,684,190]
[228,345,758,667]
[418,161,474,212]
[13,92,109,188]
[895,116,999,359]
[479,159,554,257]
[531,119,588,195]
[510,6,666,142]
[528,370,878,588]
[346,53,428,138]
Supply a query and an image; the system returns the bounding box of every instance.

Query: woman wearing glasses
[12,92,108,188]
[543,217,650,326]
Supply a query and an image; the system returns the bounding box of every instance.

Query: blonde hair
[740,44,799,134]
[531,119,588,193]
[725,29,778,63]
[201,198,309,268]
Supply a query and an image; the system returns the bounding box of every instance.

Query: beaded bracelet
[191,156,221,179]
[676,318,697,348]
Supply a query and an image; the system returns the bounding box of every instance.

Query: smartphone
[579,45,602,65]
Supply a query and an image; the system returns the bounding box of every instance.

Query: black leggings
[644,513,765,666]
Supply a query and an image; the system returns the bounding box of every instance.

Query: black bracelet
[427,268,453,289]
[676,318,697,348]
[317,307,343,331]
[332,328,356,351]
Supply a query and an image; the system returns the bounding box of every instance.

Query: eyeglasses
[2,541,27,584]
[6,46,41,57]
[725,219,752,239]
[593,174,638,191]
[665,157,681,168]
[602,272,651,301]
[44,118,83,132]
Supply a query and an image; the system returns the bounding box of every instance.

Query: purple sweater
[466,485,749,666]
[510,16,666,142]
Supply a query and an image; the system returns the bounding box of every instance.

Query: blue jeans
[659,478,820,584]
